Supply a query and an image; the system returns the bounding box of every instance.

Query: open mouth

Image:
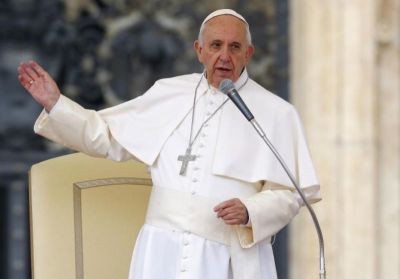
[216,67,232,73]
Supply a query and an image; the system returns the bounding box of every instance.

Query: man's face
[194,15,254,88]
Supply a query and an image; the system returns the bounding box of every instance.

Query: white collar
[201,68,250,93]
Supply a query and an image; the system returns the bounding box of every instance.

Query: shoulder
[246,78,296,116]
[137,73,203,101]
[154,73,203,88]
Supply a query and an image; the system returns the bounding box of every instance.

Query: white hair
[197,18,253,46]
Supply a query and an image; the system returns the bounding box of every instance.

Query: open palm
[18,61,61,111]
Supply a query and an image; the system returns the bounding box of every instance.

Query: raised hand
[18,61,61,112]
[214,198,249,225]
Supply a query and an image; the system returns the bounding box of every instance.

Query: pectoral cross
[178,147,197,176]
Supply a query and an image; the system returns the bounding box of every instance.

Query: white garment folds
[34,69,321,279]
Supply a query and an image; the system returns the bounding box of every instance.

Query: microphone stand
[219,78,326,278]
[250,119,326,279]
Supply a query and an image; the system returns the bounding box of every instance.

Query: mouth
[215,66,232,74]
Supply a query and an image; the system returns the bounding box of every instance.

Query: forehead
[202,15,248,42]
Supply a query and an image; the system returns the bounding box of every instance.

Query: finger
[214,199,236,211]
[18,63,35,81]
[18,75,29,89]
[214,202,226,212]
[29,61,47,78]
[221,212,243,221]
[217,207,241,218]
[17,63,30,77]
[222,213,248,225]
[23,63,40,80]
[18,70,31,81]
[18,73,33,88]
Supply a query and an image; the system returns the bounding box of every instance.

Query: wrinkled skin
[17,61,60,112]
[196,15,253,225]
[18,15,252,225]
[194,15,254,89]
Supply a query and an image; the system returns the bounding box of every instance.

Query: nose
[219,47,230,63]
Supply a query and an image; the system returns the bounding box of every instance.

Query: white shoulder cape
[99,70,319,190]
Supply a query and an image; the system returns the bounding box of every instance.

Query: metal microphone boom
[219,79,326,279]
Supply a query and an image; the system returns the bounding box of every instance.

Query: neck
[203,68,248,91]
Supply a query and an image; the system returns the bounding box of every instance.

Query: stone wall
[60,0,284,105]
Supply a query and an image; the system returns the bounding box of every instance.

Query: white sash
[145,186,262,279]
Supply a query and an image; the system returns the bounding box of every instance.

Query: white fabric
[94,70,320,190]
[143,186,264,278]
[135,87,270,278]
[33,70,321,278]
[201,9,248,26]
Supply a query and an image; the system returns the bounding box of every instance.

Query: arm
[214,181,321,248]
[237,187,300,247]
[237,182,320,248]
[18,61,60,112]
[18,61,133,161]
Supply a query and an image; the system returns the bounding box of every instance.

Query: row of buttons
[179,90,222,275]
[188,91,221,191]
[180,232,191,272]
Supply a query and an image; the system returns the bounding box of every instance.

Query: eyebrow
[209,40,242,46]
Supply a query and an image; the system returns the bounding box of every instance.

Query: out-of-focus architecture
[0,1,290,278]
[289,0,400,278]
[2,0,398,278]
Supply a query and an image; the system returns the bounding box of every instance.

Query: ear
[245,45,255,64]
[193,40,204,63]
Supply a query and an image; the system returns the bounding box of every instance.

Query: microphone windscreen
[219,79,235,94]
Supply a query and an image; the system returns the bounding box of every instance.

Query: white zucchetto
[201,9,248,27]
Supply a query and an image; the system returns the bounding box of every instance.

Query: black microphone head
[219,79,235,94]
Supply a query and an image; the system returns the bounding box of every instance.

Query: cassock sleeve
[237,181,320,248]
[34,95,135,162]
[233,105,322,248]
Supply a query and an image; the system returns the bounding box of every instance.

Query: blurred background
[0,0,399,279]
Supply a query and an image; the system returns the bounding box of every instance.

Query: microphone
[219,79,254,121]
[219,79,327,279]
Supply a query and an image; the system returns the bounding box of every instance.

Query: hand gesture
[214,198,249,225]
[18,61,61,112]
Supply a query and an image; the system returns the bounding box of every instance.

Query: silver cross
[178,147,197,176]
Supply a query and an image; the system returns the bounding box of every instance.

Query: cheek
[199,51,210,64]
[204,54,218,67]
[237,55,248,68]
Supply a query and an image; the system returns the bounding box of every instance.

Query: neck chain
[178,72,249,175]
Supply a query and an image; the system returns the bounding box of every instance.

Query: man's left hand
[214,198,249,225]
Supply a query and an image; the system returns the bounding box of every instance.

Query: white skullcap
[201,9,248,27]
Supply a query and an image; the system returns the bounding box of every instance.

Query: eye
[210,41,222,49]
[231,43,241,51]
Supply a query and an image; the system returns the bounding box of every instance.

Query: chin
[216,74,233,82]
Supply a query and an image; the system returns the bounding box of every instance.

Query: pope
[18,9,321,279]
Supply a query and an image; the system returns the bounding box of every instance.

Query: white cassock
[34,69,321,279]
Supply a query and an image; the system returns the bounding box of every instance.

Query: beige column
[289,0,400,279]
[376,0,400,277]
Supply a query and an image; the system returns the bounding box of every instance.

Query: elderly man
[18,9,321,279]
